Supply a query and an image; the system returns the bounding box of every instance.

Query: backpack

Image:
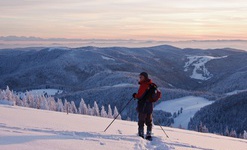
[146,83,162,102]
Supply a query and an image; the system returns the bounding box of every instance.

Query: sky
[1,0,247,41]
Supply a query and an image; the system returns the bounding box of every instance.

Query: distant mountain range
[1,36,247,42]
[1,45,246,92]
[0,45,247,121]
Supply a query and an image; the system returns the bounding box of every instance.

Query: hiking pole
[104,97,134,132]
[155,118,169,138]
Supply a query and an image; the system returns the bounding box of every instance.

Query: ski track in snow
[0,123,169,150]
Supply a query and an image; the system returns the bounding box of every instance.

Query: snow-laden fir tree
[48,97,57,111]
[93,101,100,116]
[87,104,94,116]
[36,95,41,109]
[71,101,78,114]
[64,99,73,114]
[78,99,88,114]
[108,104,113,118]
[113,106,121,120]
[26,91,35,108]
[5,86,17,105]
[225,126,230,136]
[40,95,49,110]
[243,130,247,139]
[57,98,64,112]
[202,125,209,133]
[230,129,237,137]
[101,105,107,117]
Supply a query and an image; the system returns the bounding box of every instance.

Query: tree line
[0,86,121,120]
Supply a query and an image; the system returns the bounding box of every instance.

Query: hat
[139,72,148,79]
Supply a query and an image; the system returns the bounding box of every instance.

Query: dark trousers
[138,112,152,132]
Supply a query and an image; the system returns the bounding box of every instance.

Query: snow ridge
[184,55,227,80]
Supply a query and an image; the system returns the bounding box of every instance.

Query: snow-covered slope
[1,105,246,150]
[154,96,214,129]
[184,55,227,80]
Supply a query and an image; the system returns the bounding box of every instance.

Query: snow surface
[184,55,227,80]
[1,104,247,150]
[18,89,63,97]
[154,96,214,129]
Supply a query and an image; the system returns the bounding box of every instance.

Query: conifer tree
[113,106,121,120]
[93,101,100,116]
[243,130,247,139]
[100,105,107,117]
[108,104,113,118]
[71,101,78,114]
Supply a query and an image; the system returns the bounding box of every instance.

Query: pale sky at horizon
[1,0,247,41]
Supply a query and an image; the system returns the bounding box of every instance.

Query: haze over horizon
[1,0,247,42]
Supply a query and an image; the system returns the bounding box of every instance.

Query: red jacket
[135,79,152,99]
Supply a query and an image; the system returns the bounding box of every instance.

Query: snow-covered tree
[15,94,23,106]
[100,105,107,117]
[71,101,78,114]
[225,126,230,136]
[5,86,16,105]
[113,106,121,120]
[36,95,41,109]
[93,101,100,116]
[26,92,35,108]
[87,104,94,116]
[202,125,209,133]
[0,90,4,100]
[22,95,29,107]
[40,95,49,110]
[108,104,113,118]
[230,129,237,137]
[199,122,203,132]
[243,130,247,139]
[48,97,57,111]
[64,99,72,114]
[78,99,88,115]
[57,98,64,112]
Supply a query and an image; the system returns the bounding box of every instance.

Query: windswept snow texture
[184,56,227,80]
[1,105,247,150]
[154,96,214,129]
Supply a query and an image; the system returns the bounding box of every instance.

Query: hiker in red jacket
[133,72,153,140]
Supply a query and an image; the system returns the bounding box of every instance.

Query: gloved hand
[132,93,136,99]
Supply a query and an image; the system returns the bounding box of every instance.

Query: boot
[138,128,144,138]
[146,130,152,141]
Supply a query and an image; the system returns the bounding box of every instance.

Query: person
[132,72,153,140]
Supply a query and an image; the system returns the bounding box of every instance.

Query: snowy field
[17,89,63,98]
[1,104,247,150]
[154,96,214,129]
